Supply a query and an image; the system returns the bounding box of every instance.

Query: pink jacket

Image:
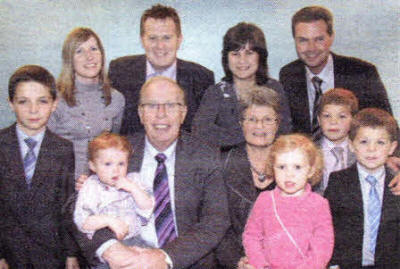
[243,184,334,269]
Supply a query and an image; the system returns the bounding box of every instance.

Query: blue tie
[365,175,381,255]
[24,137,37,187]
[153,153,176,247]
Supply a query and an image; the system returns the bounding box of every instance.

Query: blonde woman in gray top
[48,27,125,179]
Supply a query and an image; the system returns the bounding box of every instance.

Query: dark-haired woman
[192,22,291,151]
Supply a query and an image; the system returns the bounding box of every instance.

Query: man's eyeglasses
[140,102,184,112]
[242,116,278,126]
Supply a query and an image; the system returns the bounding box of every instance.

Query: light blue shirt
[146,59,177,81]
[16,125,45,175]
[357,163,385,266]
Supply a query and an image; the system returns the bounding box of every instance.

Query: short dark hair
[222,22,269,85]
[140,4,181,36]
[292,6,334,37]
[318,88,359,116]
[8,65,56,102]
[349,108,399,142]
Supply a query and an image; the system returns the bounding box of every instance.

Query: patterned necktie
[332,147,345,170]
[311,76,323,141]
[153,153,176,247]
[365,175,381,255]
[24,137,37,186]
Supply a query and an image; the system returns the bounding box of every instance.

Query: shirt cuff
[160,249,173,268]
[329,266,340,269]
[96,239,118,263]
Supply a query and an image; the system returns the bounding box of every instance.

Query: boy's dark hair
[318,88,359,116]
[349,108,399,142]
[222,22,270,85]
[8,65,56,102]
[292,6,334,37]
[140,4,181,36]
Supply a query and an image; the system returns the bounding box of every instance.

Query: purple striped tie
[153,153,176,247]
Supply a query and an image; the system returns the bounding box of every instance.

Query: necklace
[250,164,267,182]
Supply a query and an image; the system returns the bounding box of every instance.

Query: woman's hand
[238,256,255,269]
[0,259,9,269]
[75,174,88,191]
[65,256,80,269]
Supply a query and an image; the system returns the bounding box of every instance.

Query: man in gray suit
[73,76,229,269]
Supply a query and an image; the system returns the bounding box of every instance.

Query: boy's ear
[8,99,15,112]
[88,161,96,173]
[389,141,398,156]
[349,140,355,153]
[51,97,59,112]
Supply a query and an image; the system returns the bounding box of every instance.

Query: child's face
[89,147,129,187]
[9,81,57,136]
[273,148,314,197]
[350,127,397,173]
[318,104,352,144]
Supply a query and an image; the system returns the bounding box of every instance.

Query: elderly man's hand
[103,242,141,269]
[129,247,168,269]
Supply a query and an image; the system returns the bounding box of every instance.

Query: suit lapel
[29,129,53,198]
[225,145,258,203]
[288,62,311,133]
[176,59,191,91]
[1,125,29,190]
[346,164,364,217]
[332,53,348,88]
[129,133,145,172]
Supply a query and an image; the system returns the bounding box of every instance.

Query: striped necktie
[311,76,323,141]
[332,146,345,170]
[365,175,381,256]
[24,137,37,187]
[153,153,176,247]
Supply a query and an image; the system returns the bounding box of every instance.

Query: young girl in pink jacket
[243,134,334,269]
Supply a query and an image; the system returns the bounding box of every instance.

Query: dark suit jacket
[0,124,76,268]
[324,164,400,268]
[109,55,215,135]
[279,53,392,134]
[69,132,229,269]
[215,143,275,268]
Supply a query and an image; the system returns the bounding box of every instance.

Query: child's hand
[108,217,129,240]
[75,174,88,191]
[238,256,256,269]
[115,176,139,193]
[0,258,9,269]
[65,256,80,269]
[0,259,9,269]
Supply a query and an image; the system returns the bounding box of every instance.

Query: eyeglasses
[140,102,184,113]
[242,117,278,126]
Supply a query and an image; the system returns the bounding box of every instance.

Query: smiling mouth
[153,124,170,130]
[284,181,296,188]
[112,176,119,181]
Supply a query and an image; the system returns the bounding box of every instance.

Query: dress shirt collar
[357,162,385,185]
[144,136,177,161]
[146,59,177,81]
[305,53,334,83]
[16,124,45,158]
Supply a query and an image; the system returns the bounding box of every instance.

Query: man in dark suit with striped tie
[71,76,229,268]
[279,6,392,138]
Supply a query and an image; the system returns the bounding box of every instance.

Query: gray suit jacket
[0,124,76,268]
[70,132,229,268]
[109,55,215,135]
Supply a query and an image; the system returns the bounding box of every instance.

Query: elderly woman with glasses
[215,86,280,268]
[192,22,291,151]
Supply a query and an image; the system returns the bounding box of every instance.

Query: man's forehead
[143,80,183,98]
